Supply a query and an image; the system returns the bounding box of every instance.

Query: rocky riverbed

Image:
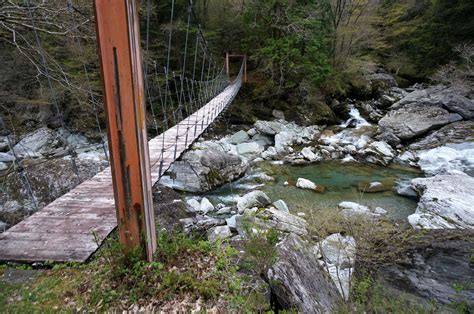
[1,69,473,311]
[156,75,474,310]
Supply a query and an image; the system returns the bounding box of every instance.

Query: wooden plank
[0,82,241,263]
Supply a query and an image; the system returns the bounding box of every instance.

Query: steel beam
[94,0,156,261]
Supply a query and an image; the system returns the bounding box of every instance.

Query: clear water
[205,161,421,221]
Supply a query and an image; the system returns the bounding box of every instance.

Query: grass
[334,275,433,314]
[0,230,266,312]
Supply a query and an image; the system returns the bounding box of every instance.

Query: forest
[0,0,474,312]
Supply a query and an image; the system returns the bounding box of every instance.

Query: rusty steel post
[94,0,156,261]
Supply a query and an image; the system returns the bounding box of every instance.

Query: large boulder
[9,127,60,158]
[227,130,250,144]
[254,120,286,135]
[317,233,356,300]
[409,121,474,151]
[392,85,474,119]
[236,142,265,156]
[360,141,395,166]
[296,178,324,192]
[275,131,296,154]
[379,105,462,140]
[0,157,107,215]
[300,147,322,162]
[408,172,474,229]
[255,207,308,236]
[266,233,340,313]
[160,148,248,193]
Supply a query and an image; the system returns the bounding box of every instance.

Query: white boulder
[318,233,356,300]
[296,178,318,191]
[228,130,250,144]
[236,142,264,156]
[408,171,474,229]
[199,197,215,213]
[300,147,322,162]
[186,198,201,212]
[237,190,271,212]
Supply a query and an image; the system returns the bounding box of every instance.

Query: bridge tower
[94,0,156,261]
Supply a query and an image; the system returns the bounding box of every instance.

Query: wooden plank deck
[0,83,240,263]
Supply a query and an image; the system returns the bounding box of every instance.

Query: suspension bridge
[0,0,246,262]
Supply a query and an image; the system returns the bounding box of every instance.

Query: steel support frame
[225,52,247,83]
[94,0,156,261]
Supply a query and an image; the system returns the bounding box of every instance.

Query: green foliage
[0,231,252,312]
[242,0,332,87]
[335,275,431,313]
[239,215,280,274]
[378,0,474,79]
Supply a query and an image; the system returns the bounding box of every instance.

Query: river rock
[408,171,474,229]
[296,178,321,192]
[236,190,271,212]
[10,127,62,158]
[254,120,286,135]
[0,220,7,232]
[247,128,257,137]
[0,136,9,152]
[216,206,232,215]
[266,233,340,313]
[261,146,278,160]
[392,85,474,119]
[409,121,474,151]
[207,225,232,242]
[0,156,107,215]
[236,141,264,156]
[160,148,248,193]
[300,147,322,162]
[181,215,226,234]
[253,208,308,236]
[0,153,14,163]
[275,131,296,154]
[272,199,289,213]
[365,68,398,92]
[395,181,418,198]
[199,197,214,213]
[394,150,418,166]
[228,130,250,144]
[360,141,395,166]
[379,105,462,140]
[358,181,388,193]
[317,233,356,300]
[186,198,201,212]
[252,134,273,147]
[225,214,240,229]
